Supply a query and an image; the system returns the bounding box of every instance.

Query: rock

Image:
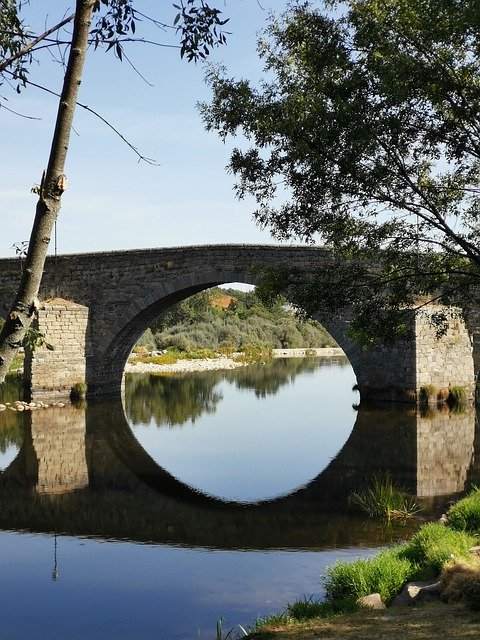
[439,513,448,524]
[357,593,386,609]
[390,581,441,607]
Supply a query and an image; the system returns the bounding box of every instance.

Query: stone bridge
[0,244,475,401]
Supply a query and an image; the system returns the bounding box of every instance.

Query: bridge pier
[24,299,90,401]
[347,305,475,403]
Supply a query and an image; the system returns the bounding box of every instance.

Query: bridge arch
[92,270,356,398]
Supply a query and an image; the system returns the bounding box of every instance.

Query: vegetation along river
[0,356,477,639]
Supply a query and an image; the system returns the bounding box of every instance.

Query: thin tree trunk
[0,0,95,383]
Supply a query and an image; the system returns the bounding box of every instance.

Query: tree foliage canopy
[201,0,480,341]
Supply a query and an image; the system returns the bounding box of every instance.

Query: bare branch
[17,76,159,165]
[0,13,76,73]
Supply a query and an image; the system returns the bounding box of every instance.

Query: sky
[0,0,299,259]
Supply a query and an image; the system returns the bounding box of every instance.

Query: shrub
[447,487,480,532]
[182,348,217,360]
[155,332,193,353]
[419,384,436,403]
[467,578,480,610]
[135,328,156,351]
[398,523,477,576]
[324,548,416,605]
[70,382,87,402]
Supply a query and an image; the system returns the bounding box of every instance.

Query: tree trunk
[0,0,95,384]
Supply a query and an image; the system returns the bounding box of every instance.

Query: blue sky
[0,0,299,259]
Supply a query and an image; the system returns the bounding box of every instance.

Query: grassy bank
[240,487,480,640]
[246,602,480,639]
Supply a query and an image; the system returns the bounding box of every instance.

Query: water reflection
[1,361,479,639]
[125,356,349,428]
[0,377,478,549]
[0,377,24,471]
[127,371,223,427]
[126,357,357,502]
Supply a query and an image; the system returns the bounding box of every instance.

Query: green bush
[141,287,338,354]
[398,523,477,576]
[324,548,416,605]
[447,487,480,532]
[136,328,157,351]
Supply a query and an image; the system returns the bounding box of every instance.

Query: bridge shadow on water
[0,399,479,550]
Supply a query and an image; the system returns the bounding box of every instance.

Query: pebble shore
[0,400,65,412]
[125,347,345,374]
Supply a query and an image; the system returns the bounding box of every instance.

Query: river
[0,356,477,639]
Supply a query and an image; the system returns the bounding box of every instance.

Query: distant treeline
[137,288,337,352]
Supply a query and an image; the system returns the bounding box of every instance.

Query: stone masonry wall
[24,299,90,400]
[415,306,475,398]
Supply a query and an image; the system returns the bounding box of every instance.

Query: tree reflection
[124,357,338,427]
[0,376,23,454]
[225,356,347,398]
[125,372,223,427]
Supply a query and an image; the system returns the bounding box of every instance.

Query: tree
[201,0,480,343]
[0,0,228,382]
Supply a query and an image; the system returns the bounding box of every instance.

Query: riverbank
[125,347,345,374]
[246,601,480,639]
[246,486,480,639]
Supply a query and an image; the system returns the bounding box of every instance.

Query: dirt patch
[247,602,480,639]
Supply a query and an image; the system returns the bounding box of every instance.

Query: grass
[349,476,420,522]
[398,523,477,577]
[325,548,416,605]
[419,384,436,403]
[447,487,480,532]
[214,617,248,639]
[70,381,87,401]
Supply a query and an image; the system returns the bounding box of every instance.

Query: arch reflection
[0,398,477,550]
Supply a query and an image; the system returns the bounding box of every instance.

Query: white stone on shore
[125,347,345,375]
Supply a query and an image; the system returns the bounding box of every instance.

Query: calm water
[0,357,477,639]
